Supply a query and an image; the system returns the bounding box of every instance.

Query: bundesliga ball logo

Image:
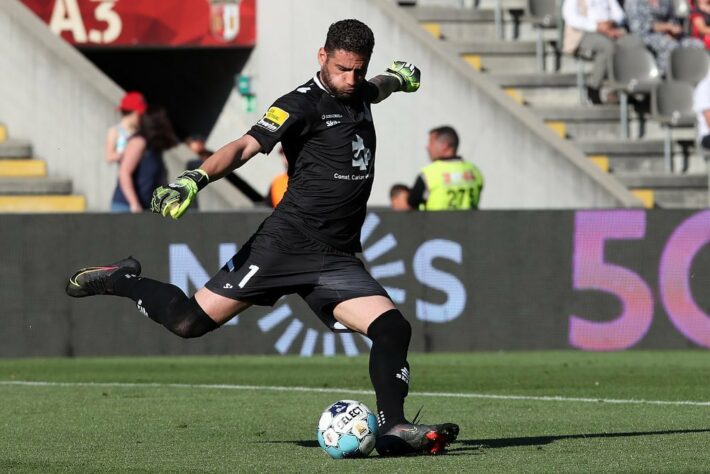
[316,400,378,459]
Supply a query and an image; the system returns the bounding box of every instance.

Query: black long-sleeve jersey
[247,73,379,253]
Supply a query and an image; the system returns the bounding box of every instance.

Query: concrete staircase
[400,2,710,208]
[0,123,86,212]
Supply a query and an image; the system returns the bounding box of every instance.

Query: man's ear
[318,47,328,67]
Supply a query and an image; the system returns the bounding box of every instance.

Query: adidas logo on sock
[395,366,410,384]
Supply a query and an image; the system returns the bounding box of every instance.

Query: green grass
[1,352,709,473]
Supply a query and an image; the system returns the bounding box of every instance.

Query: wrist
[181,168,210,191]
[383,71,404,89]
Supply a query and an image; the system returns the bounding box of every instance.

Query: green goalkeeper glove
[385,61,421,93]
[150,169,209,219]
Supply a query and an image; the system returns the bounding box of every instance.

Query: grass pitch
[1,351,709,473]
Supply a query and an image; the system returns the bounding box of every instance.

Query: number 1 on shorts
[238,264,260,288]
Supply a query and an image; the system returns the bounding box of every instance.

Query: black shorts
[205,214,390,331]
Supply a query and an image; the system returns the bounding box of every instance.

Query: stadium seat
[574,48,595,105]
[668,47,710,86]
[607,45,662,138]
[651,80,695,172]
[527,0,561,72]
[651,80,696,172]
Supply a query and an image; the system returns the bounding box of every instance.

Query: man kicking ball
[66,19,459,456]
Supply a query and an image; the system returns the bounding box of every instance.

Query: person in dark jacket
[111,106,177,212]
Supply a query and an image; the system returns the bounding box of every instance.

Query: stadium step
[409,5,538,42]
[0,159,47,177]
[0,128,86,212]
[616,174,709,208]
[575,139,704,174]
[0,195,86,212]
[0,139,32,159]
[530,105,691,142]
[450,40,579,74]
[0,177,73,194]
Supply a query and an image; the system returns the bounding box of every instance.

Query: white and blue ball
[316,400,378,459]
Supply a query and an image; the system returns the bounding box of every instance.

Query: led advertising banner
[21,0,256,47]
[0,210,708,357]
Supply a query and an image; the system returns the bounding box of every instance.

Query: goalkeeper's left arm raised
[369,61,421,104]
[151,134,262,219]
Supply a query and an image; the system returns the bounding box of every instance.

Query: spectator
[562,0,627,104]
[267,148,289,208]
[626,0,704,75]
[407,126,484,211]
[389,184,411,211]
[693,68,710,149]
[105,92,147,164]
[111,106,178,213]
[690,0,710,48]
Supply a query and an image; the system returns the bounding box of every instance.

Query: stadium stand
[0,130,86,212]
[400,0,710,208]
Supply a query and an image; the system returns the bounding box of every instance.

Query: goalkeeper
[66,19,458,456]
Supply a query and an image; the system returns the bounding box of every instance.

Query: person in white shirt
[693,71,710,149]
[563,0,626,104]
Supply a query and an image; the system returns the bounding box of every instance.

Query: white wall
[0,0,125,211]
[208,0,639,208]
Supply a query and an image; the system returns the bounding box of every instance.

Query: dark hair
[430,126,459,151]
[324,19,375,58]
[389,183,410,199]
[139,106,178,151]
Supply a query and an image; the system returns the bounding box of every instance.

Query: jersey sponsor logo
[351,134,372,171]
[326,120,340,127]
[256,106,290,132]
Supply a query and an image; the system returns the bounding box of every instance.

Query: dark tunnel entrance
[80,47,252,139]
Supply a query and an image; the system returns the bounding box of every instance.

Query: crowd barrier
[1,209,708,357]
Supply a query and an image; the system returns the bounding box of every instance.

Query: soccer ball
[316,400,378,459]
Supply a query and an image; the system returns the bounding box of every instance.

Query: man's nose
[345,71,356,86]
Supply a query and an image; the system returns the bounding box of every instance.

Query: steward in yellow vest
[407,126,484,210]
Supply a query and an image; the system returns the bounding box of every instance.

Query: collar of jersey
[313,73,330,94]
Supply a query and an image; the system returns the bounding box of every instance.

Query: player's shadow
[447,428,710,455]
[262,429,710,458]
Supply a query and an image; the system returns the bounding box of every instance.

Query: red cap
[118,92,147,114]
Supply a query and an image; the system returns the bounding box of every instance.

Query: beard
[320,68,358,100]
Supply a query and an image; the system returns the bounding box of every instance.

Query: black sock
[110,270,218,338]
[366,309,412,433]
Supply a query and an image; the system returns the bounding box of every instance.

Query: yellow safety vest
[420,159,484,211]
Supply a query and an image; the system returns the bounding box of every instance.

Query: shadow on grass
[447,428,710,454]
[260,428,710,457]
